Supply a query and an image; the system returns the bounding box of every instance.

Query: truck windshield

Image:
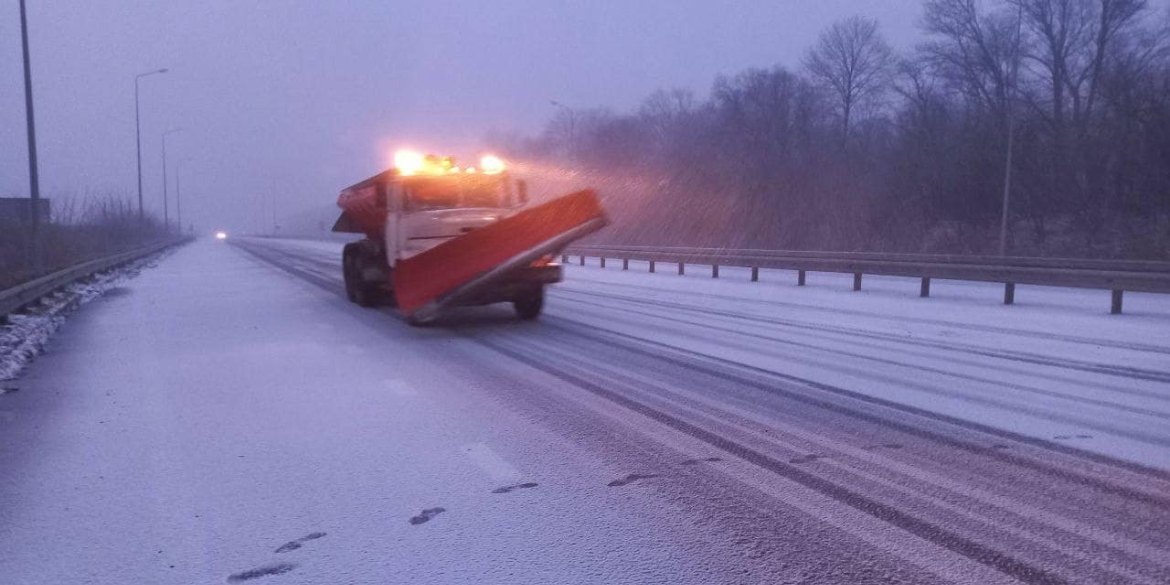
[403,176,507,211]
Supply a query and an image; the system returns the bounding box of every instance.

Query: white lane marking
[386,378,418,397]
[461,443,522,482]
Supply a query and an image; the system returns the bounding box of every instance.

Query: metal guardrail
[0,239,186,321]
[562,245,1170,314]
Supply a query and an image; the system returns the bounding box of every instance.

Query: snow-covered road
[2,237,1169,584]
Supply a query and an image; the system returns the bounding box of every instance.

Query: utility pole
[19,0,42,274]
[550,100,577,163]
[161,128,182,232]
[135,68,167,223]
[999,4,1024,257]
[177,158,192,234]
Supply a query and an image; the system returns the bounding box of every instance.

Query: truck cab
[334,152,561,322]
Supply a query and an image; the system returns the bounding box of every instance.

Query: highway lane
[1,237,1168,584]
[230,237,1170,584]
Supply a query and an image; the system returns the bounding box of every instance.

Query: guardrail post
[920,277,931,297]
[853,272,862,291]
[579,255,585,266]
[712,265,719,278]
[798,270,806,286]
[649,260,655,273]
[751,267,759,282]
[622,259,628,271]
[678,262,685,275]
[1004,282,1015,305]
[1111,290,1123,314]
[600,257,606,268]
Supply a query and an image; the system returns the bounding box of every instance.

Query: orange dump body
[334,170,394,239]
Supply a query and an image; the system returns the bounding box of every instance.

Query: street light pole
[161,128,182,233]
[135,68,168,224]
[999,4,1024,257]
[18,0,42,273]
[177,158,192,234]
[549,100,576,162]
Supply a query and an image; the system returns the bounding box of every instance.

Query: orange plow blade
[394,189,606,321]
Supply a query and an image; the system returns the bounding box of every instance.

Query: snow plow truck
[332,151,606,325]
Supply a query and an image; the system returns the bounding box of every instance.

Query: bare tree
[1007,0,1147,134]
[920,0,1021,118]
[514,1,1170,258]
[803,16,894,144]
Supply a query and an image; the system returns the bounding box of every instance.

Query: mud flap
[394,189,606,322]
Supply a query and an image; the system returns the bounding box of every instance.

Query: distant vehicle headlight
[215,231,228,240]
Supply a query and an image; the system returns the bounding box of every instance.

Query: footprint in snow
[607,473,660,487]
[680,457,723,466]
[492,482,539,494]
[227,562,297,583]
[274,531,327,554]
[409,507,446,525]
[274,541,301,553]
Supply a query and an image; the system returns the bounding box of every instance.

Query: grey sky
[0,1,957,232]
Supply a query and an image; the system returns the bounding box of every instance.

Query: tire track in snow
[562,277,1170,356]
[556,288,1170,405]
[484,326,1170,577]
[471,333,1074,585]
[556,287,1170,384]
[541,315,1170,493]
[554,293,1170,422]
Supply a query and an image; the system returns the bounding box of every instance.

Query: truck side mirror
[516,180,529,207]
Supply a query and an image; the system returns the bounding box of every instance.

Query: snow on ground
[5,236,1170,584]
[0,240,741,585]
[229,238,1170,468]
[554,258,1170,468]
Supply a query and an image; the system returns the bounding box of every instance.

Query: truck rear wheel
[343,244,387,308]
[343,253,359,302]
[353,280,382,308]
[513,288,544,320]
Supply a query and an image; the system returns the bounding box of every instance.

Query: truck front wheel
[513,288,544,320]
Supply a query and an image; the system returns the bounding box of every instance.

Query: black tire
[353,274,382,308]
[513,288,544,320]
[342,251,358,303]
[344,244,386,308]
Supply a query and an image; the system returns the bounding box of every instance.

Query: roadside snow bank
[0,249,175,381]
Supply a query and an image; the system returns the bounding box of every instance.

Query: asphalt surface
[2,238,1168,584]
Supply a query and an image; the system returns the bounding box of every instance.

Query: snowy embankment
[0,250,174,381]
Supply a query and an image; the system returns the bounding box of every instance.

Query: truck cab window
[403,176,506,211]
